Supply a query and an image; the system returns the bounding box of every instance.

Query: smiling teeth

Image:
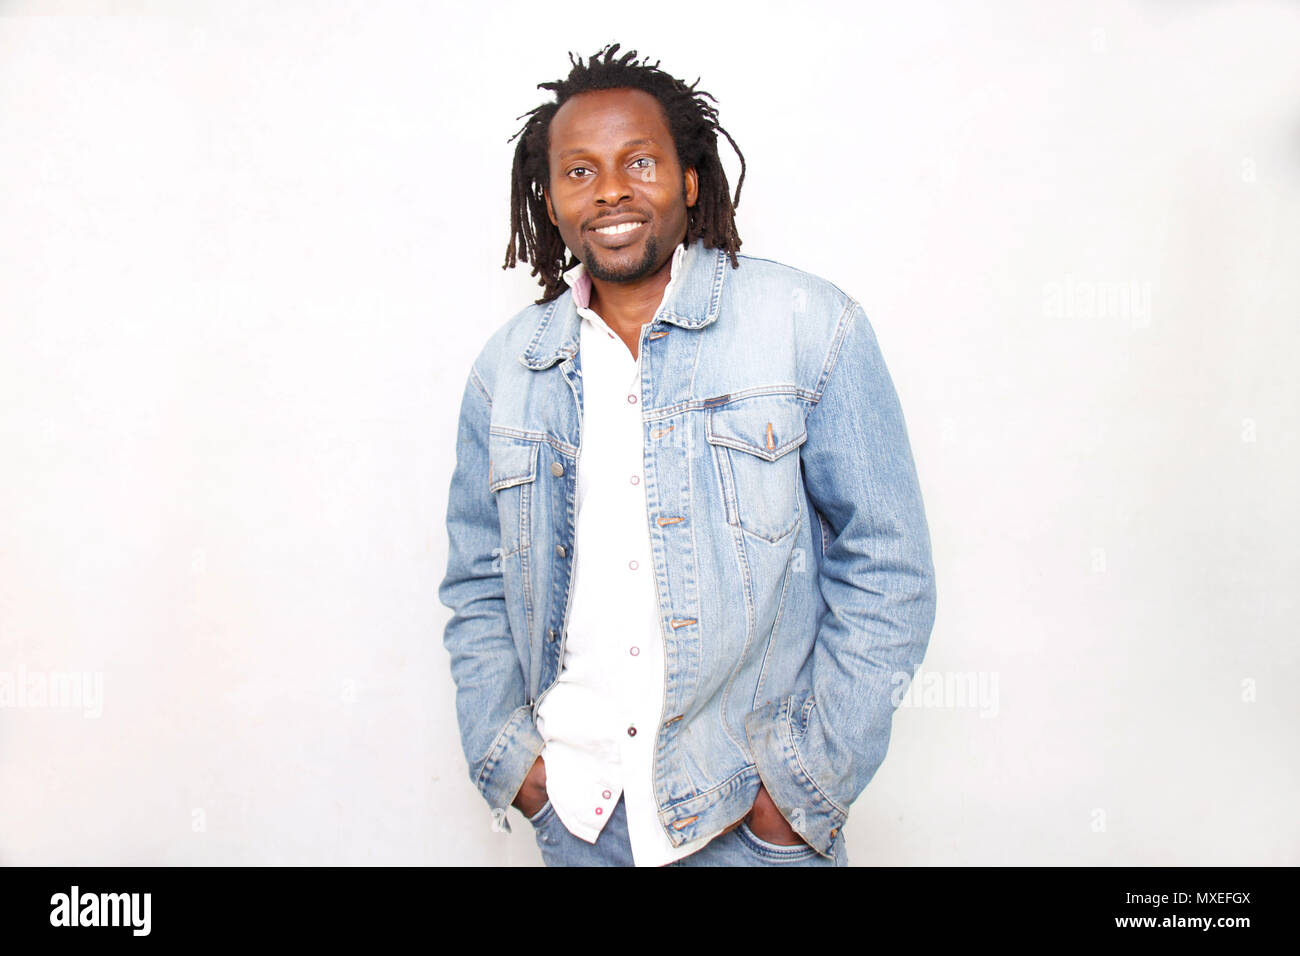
[595,222,643,235]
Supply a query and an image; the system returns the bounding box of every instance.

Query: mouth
[587,219,647,247]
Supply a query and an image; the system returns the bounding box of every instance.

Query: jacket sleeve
[745,300,937,858]
[438,362,545,833]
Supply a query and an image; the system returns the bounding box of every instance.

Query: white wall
[1,0,1295,865]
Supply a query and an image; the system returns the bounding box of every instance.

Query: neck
[586,247,677,340]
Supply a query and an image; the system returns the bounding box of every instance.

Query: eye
[567,166,592,180]
[631,157,655,169]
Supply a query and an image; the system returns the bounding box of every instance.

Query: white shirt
[534,242,714,867]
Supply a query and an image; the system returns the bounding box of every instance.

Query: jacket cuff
[745,693,848,860]
[472,704,545,835]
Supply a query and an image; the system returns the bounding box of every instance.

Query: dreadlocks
[503,42,746,304]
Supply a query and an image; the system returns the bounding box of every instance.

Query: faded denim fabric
[439,238,936,863]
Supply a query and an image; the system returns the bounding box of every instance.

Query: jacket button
[547,628,556,642]
[550,461,564,477]
[555,544,566,558]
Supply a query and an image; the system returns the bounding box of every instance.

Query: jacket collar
[518,237,729,371]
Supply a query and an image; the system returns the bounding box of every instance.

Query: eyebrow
[558,138,658,160]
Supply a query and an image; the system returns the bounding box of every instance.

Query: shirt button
[627,394,637,404]
[630,475,640,485]
[555,544,566,558]
[551,461,564,477]
[629,646,639,656]
[602,789,612,799]
[595,806,604,815]
[628,560,638,570]
[627,725,637,737]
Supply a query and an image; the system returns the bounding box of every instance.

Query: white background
[1,0,1296,865]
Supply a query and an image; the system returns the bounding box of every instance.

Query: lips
[590,215,650,234]
[587,217,648,247]
[591,220,645,236]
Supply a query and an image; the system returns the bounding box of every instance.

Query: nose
[594,165,633,207]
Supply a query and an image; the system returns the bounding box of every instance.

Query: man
[438,43,936,867]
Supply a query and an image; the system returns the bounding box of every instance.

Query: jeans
[526,795,848,867]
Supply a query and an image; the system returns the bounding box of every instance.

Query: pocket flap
[488,436,538,492]
[705,396,807,461]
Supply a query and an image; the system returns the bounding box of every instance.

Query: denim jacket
[438,237,936,861]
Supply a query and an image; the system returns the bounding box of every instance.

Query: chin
[583,233,662,284]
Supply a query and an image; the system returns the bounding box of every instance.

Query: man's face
[543,87,699,284]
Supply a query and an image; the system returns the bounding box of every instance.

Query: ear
[543,186,558,227]
[684,166,699,208]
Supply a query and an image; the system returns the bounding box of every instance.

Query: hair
[503,42,746,304]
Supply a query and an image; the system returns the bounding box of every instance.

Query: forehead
[548,88,673,155]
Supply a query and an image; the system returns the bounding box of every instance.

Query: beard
[581,229,663,283]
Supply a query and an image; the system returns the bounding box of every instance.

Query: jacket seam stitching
[787,700,848,818]
[646,385,811,422]
[472,706,525,797]
[751,518,799,712]
[470,364,493,407]
[811,298,858,404]
[718,517,758,761]
[663,763,754,811]
[519,481,534,641]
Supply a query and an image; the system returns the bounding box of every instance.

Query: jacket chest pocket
[488,435,539,558]
[705,395,808,543]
